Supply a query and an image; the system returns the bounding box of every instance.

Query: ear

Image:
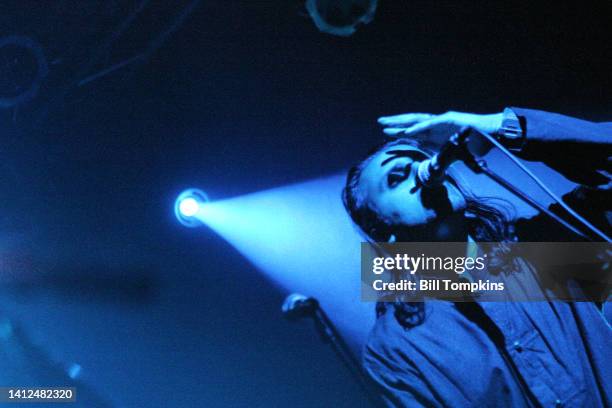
[387,234,397,243]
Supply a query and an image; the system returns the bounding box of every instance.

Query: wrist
[486,112,505,135]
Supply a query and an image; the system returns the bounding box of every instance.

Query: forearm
[503,108,611,186]
[508,107,612,154]
[377,107,611,185]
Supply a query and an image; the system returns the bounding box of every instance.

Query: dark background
[0,1,610,406]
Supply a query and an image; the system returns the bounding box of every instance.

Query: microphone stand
[283,296,382,407]
[457,131,592,241]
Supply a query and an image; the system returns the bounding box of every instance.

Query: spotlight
[174,188,208,227]
[179,197,199,217]
[305,0,377,37]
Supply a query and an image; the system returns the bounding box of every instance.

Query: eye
[387,168,409,188]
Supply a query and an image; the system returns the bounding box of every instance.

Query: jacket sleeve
[511,107,612,148]
[508,107,612,186]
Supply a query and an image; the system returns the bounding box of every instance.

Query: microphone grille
[282,293,318,319]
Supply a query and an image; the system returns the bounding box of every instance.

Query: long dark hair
[342,139,514,328]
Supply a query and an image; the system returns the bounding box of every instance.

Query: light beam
[181,175,374,351]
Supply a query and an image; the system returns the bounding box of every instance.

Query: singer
[343,108,611,407]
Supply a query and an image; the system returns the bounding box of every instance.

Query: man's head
[343,140,467,242]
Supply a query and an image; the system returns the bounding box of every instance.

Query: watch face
[501,125,522,139]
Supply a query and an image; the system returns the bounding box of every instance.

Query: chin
[432,211,468,241]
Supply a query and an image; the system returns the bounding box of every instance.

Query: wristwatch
[497,108,525,150]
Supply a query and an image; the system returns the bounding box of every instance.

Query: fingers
[401,120,440,136]
[382,128,408,136]
[382,117,443,137]
[378,113,435,126]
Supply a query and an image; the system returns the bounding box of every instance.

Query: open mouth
[420,184,454,217]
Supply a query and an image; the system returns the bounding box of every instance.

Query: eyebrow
[381,149,428,167]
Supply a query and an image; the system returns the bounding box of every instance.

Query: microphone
[281,293,319,320]
[416,126,472,188]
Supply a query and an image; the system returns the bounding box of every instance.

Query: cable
[478,130,611,242]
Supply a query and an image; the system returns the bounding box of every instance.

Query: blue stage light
[174,188,209,227]
[179,197,199,217]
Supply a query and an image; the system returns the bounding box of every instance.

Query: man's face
[357,145,467,237]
